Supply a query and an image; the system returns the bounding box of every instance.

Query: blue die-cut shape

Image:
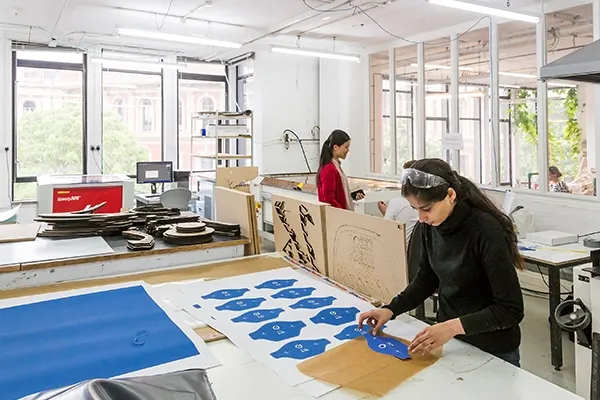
[231,308,285,323]
[249,320,306,342]
[215,297,266,312]
[255,279,298,290]
[270,339,331,360]
[271,287,316,299]
[309,307,360,326]
[192,304,201,309]
[289,296,336,310]
[201,288,250,300]
[333,324,388,341]
[364,334,411,360]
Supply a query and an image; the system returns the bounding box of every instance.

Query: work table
[0,253,583,400]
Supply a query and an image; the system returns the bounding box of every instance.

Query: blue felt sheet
[0,285,200,400]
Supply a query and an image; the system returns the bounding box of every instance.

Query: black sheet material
[25,369,217,400]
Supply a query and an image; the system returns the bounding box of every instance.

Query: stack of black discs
[162,222,214,245]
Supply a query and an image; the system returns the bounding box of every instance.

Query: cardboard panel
[325,207,407,303]
[214,187,258,255]
[297,334,440,397]
[215,167,258,193]
[271,195,328,275]
[0,223,40,243]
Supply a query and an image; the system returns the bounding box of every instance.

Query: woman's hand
[408,318,465,355]
[357,308,394,335]
[356,192,366,200]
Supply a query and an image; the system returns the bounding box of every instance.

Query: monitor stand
[150,183,158,194]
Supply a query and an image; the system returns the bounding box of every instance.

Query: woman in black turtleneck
[358,158,524,367]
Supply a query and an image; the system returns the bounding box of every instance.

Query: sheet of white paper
[443,132,464,150]
[503,189,516,215]
[0,204,20,224]
[174,267,412,392]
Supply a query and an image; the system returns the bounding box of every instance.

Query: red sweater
[317,162,348,209]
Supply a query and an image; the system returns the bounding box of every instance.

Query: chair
[160,188,192,210]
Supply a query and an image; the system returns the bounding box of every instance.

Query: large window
[236,59,254,111]
[12,49,85,201]
[102,69,162,176]
[177,61,227,175]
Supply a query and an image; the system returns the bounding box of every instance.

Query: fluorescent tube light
[411,63,473,71]
[271,46,360,62]
[499,71,537,79]
[89,56,187,71]
[426,0,540,23]
[116,28,242,48]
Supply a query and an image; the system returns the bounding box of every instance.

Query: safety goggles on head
[400,168,449,189]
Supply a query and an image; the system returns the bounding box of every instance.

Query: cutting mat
[0,223,40,244]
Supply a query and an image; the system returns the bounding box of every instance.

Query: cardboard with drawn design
[325,207,408,303]
[271,195,328,275]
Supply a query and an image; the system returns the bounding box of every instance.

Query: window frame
[101,67,165,178]
[11,49,88,187]
[176,63,229,170]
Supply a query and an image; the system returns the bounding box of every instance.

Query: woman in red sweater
[317,129,364,210]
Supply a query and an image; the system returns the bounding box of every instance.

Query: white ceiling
[370,3,593,87]
[0,0,547,61]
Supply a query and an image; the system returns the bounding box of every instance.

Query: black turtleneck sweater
[384,202,524,355]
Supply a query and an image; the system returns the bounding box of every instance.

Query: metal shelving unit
[189,111,254,219]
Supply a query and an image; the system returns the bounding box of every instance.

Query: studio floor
[259,239,577,394]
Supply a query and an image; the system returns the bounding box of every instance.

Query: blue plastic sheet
[0,285,200,400]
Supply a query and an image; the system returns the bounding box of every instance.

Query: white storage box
[526,230,579,246]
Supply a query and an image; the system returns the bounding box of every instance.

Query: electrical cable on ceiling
[302,0,491,45]
[158,0,176,30]
[283,129,313,174]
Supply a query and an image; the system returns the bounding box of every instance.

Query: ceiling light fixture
[116,28,242,48]
[271,46,360,62]
[411,63,473,71]
[426,0,540,23]
[89,56,187,71]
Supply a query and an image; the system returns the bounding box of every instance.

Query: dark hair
[403,160,416,169]
[317,129,351,184]
[549,166,562,178]
[402,158,523,270]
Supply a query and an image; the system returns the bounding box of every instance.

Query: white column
[594,0,600,199]
[450,33,460,171]
[0,36,11,209]
[162,55,178,167]
[389,47,397,173]
[86,46,102,175]
[415,42,426,159]
[537,6,549,193]
[489,18,500,187]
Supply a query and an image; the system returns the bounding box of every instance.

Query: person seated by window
[378,160,419,244]
[549,166,570,193]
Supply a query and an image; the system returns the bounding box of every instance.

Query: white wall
[319,58,369,178]
[0,37,12,211]
[484,188,600,235]
[253,51,320,175]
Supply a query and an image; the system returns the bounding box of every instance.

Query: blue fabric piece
[248,321,306,342]
[201,288,250,300]
[231,308,285,323]
[271,287,316,299]
[215,297,266,311]
[289,296,336,310]
[309,307,360,326]
[364,334,411,360]
[270,339,330,360]
[333,324,386,341]
[254,279,298,290]
[0,285,199,400]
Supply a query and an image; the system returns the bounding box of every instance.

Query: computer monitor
[136,161,174,185]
